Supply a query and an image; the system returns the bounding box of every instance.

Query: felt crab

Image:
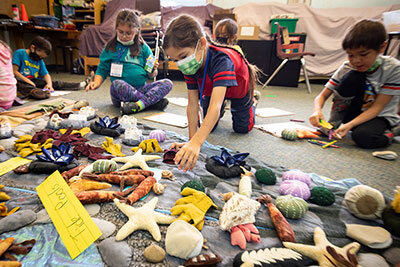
[36,142,74,166]
[211,148,249,168]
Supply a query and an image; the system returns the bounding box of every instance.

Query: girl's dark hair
[105,9,144,57]
[215,18,238,44]
[163,14,260,103]
[30,36,52,55]
[342,19,387,51]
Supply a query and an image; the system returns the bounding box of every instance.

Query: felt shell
[309,186,335,206]
[152,183,166,195]
[275,195,308,219]
[149,130,167,143]
[281,129,298,140]
[93,160,118,174]
[344,185,386,220]
[279,180,311,200]
[255,168,276,185]
[282,170,311,187]
[219,193,261,231]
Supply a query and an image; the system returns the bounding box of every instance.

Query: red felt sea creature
[73,143,113,161]
[61,164,89,182]
[75,190,123,204]
[124,176,156,205]
[295,129,321,139]
[257,194,296,243]
[231,223,261,250]
[109,169,154,177]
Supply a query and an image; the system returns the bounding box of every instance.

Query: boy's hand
[309,111,324,127]
[85,81,98,92]
[44,84,54,92]
[335,123,352,139]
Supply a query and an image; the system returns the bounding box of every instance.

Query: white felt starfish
[111,148,160,170]
[283,227,360,267]
[114,197,174,241]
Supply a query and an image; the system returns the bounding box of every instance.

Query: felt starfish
[114,197,174,241]
[283,227,360,267]
[111,148,160,170]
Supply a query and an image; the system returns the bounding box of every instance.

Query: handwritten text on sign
[36,171,102,259]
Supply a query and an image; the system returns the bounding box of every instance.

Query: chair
[262,22,315,93]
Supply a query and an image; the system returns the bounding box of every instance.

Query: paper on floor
[167,97,188,107]
[143,112,188,128]
[255,107,294,118]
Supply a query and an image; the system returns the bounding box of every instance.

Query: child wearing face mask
[12,36,89,99]
[163,14,260,172]
[309,19,400,149]
[86,9,173,114]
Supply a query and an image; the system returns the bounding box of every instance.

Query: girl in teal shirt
[86,9,173,114]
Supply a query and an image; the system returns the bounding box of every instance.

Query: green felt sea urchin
[255,168,276,185]
[181,180,205,193]
[276,195,308,219]
[309,186,335,206]
[281,129,298,141]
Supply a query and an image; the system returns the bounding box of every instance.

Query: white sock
[79,81,86,89]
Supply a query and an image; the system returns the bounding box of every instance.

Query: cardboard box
[238,25,260,40]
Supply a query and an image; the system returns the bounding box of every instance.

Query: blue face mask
[117,36,134,46]
[176,40,204,76]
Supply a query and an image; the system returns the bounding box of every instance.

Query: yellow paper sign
[36,171,102,259]
[0,157,31,176]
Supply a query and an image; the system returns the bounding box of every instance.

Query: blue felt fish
[211,148,249,168]
[37,142,74,166]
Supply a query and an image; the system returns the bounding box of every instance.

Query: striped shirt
[326,55,400,126]
[184,45,249,99]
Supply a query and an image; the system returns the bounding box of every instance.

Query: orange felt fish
[296,129,321,139]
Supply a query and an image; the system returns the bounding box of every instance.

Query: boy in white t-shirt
[309,19,400,149]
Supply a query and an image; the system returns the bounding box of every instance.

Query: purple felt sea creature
[163,148,178,164]
[36,142,74,166]
[282,170,311,187]
[149,130,167,143]
[211,148,249,168]
[279,180,311,200]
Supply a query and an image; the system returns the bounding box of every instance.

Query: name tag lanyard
[110,46,128,77]
[198,49,209,125]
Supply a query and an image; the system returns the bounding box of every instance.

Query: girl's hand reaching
[309,111,324,127]
[173,140,201,172]
[334,123,352,139]
[170,142,185,150]
[85,81,99,92]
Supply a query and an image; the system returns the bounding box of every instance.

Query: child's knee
[351,128,389,149]
[233,124,251,133]
[159,79,173,91]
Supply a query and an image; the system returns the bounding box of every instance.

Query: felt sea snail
[275,195,308,219]
[153,183,166,195]
[344,185,386,220]
[161,170,174,180]
[281,128,298,140]
[149,130,167,143]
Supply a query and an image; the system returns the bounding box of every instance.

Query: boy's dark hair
[105,8,144,57]
[342,19,387,51]
[30,36,52,55]
[215,18,238,39]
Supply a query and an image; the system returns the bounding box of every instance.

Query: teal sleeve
[12,49,23,68]
[95,48,112,80]
[39,60,49,77]
[142,42,152,59]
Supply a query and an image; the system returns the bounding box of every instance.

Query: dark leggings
[335,71,391,148]
[16,77,81,96]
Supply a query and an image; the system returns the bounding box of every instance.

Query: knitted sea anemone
[255,168,276,185]
[181,180,205,193]
[47,114,64,130]
[279,180,311,200]
[275,195,308,219]
[309,186,335,206]
[282,170,311,187]
[211,148,249,168]
[36,142,74,166]
[149,130,167,143]
[96,116,120,129]
[78,106,96,120]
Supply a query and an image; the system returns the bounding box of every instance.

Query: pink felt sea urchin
[282,170,311,187]
[279,180,311,200]
[149,130,167,143]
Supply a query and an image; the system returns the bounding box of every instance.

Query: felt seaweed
[31,129,60,144]
[53,127,88,147]
[211,148,249,168]
[73,143,113,161]
[36,143,74,166]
